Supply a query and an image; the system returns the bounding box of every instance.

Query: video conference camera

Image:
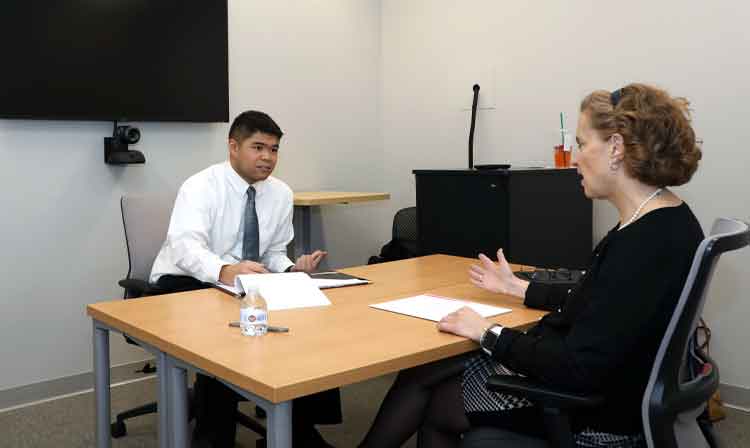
[104,122,145,164]
[114,125,141,145]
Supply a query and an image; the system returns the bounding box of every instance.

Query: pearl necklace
[620,188,663,230]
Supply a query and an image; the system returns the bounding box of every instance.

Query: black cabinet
[413,168,592,269]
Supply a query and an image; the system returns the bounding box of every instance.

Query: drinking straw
[560,112,565,146]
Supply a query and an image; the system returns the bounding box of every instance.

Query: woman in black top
[359,83,704,448]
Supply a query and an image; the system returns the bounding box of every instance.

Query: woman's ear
[609,133,625,161]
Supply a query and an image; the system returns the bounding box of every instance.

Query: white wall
[0,0,386,393]
[226,1,388,267]
[381,0,750,389]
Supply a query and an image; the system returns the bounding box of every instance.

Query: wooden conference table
[88,255,546,448]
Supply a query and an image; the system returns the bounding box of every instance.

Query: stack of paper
[311,277,369,289]
[232,272,331,310]
[310,271,370,289]
[370,294,511,322]
[215,271,370,297]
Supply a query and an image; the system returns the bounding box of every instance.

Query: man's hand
[292,250,327,273]
[437,306,492,342]
[219,261,269,285]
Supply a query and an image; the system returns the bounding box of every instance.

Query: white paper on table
[219,277,367,294]
[369,294,511,322]
[234,272,331,310]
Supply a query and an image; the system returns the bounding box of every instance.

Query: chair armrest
[485,375,604,410]
[668,351,720,414]
[118,278,166,297]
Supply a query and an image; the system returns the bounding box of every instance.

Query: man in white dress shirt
[150,113,325,288]
[151,111,338,447]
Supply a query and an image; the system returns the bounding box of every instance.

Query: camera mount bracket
[104,121,145,165]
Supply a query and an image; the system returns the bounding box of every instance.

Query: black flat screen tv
[0,0,229,122]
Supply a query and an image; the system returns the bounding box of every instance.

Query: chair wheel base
[111,420,127,438]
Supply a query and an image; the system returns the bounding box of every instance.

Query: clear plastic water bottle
[240,286,268,337]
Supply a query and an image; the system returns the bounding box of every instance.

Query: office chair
[113,193,267,443]
[368,206,418,264]
[460,217,749,448]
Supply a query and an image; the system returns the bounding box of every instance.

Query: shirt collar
[224,161,268,198]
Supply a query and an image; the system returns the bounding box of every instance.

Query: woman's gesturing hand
[468,249,529,298]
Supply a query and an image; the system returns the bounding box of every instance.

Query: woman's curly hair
[580,83,702,186]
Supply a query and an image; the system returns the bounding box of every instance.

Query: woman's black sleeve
[490,233,693,393]
[524,282,572,311]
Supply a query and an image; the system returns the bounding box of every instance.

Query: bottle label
[240,307,268,336]
[241,308,267,324]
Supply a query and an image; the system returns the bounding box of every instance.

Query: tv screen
[0,0,229,122]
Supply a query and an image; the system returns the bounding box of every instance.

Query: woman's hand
[468,249,529,298]
[437,306,492,342]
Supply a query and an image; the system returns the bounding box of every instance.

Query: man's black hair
[228,110,283,142]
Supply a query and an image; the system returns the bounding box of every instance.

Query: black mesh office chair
[368,206,418,264]
[461,217,749,448]
[113,194,266,442]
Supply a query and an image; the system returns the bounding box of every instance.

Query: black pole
[469,84,480,169]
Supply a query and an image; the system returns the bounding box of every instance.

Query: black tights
[359,354,473,448]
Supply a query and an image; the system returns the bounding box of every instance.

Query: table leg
[293,205,313,258]
[93,321,111,448]
[157,351,169,448]
[301,206,311,255]
[266,401,293,448]
[167,357,189,448]
[212,377,294,448]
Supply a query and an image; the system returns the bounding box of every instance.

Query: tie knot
[247,186,256,200]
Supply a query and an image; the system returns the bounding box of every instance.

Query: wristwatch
[480,324,504,355]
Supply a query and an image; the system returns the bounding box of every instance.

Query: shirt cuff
[262,252,295,273]
[278,259,295,273]
[204,256,228,284]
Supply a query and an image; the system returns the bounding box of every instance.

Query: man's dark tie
[242,186,260,261]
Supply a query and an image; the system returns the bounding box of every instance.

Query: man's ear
[228,138,239,156]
